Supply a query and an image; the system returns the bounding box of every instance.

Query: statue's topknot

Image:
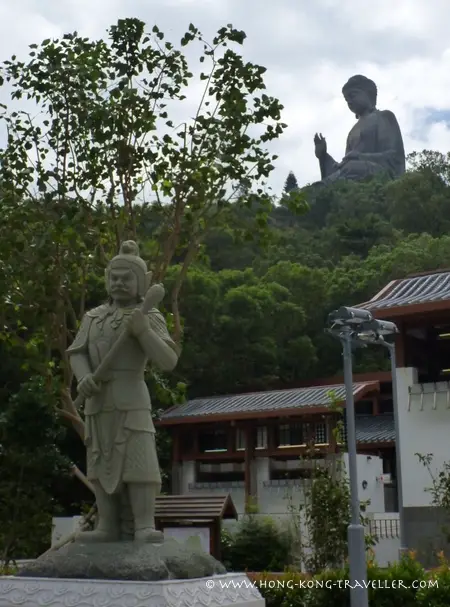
[120,240,139,256]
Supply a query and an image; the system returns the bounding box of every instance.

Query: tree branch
[57,408,85,441]
[71,464,94,493]
[170,237,199,345]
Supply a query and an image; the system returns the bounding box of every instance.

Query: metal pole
[342,331,369,607]
[387,341,407,556]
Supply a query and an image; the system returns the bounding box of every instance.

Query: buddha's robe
[319,109,405,184]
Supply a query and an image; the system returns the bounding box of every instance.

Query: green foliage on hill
[167,150,450,396]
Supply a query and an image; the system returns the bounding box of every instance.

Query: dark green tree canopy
[283,171,299,193]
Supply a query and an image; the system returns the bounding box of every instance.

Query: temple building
[360,268,450,561]
[158,373,396,517]
[159,267,450,561]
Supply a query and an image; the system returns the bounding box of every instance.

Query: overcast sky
[1,0,450,196]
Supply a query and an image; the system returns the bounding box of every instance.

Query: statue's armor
[69,303,172,494]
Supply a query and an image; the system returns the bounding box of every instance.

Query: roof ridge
[160,381,380,422]
[406,267,450,278]
[187,381,373,403]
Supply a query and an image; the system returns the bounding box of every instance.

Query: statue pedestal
[0,538,265,606]
[0,574,265,607]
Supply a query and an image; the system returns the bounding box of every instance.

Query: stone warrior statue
[67,241,178,543]
[314,75,405,184]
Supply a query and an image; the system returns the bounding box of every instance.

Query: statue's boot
[129,483,164,543]
[119,486,135,541]
[78,482,120,542]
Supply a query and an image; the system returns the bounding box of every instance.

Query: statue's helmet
[342,75,377,106]
[105,240,152,298]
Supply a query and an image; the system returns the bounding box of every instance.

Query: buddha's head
[342,75,377,118]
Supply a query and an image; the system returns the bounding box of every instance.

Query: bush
[0,563,18,576]
[222,513,293,572]
[248,553,450,607]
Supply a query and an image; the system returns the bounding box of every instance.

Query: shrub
[223,513,293,572]
[248,552,450,607]
[302,465,351,572]
[0,563,18,576]
[417,552,450,607]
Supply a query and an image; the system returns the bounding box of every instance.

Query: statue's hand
[314,133,327,159]
[77,373,100,398]
[127,308,149,337]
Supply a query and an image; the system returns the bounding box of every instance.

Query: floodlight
[360,318,399,337]
[328,306,373,326]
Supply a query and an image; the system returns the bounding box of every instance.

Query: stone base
[0,574,265,606]
[15,537,225,581]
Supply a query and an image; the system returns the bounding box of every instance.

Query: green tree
[387,151,450,237]
[0,377,70,564]
[283,171,299,193]
[0,18,287,500]
[0,18,285,344]
[170,267,317,395]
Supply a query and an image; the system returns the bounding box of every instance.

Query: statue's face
[109,267,138,305]
[343,87,372,116]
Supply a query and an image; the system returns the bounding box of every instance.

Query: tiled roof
[355,415,394,443]
[363,270,450,311]
[160,382,377,421]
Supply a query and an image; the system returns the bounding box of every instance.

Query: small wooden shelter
[155,493,237,560]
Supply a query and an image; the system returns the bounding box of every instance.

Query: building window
[278,422,304,446]
[270,457,315,481]
[315,422,327,444]
[196,461,244,484]
[302,422,312,443]
[236,428,246,451]
[279,424,290,446]
[198,429,227,453]
[256,426,268,449]
[277,421,328,447]
[337,416,348,445]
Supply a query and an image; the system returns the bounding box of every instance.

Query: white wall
[396,368,450,507]
[343,453,385,513]
[182,453,384,517]
[180,460,196,494]
[368,513,400,566]
[51,516,83,546]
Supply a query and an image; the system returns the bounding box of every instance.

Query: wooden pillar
[193,427,199,457]
[172,428,180,462]
[268,422,276,451]
[212,520,221,560]
[372,396,380,416]
[244,425,255,512]
[227,423,234,452]
[171,429,181,494]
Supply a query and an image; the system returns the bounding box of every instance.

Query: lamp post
[327,306,373,607]
[357,318,406,556]
[327,308,406,606]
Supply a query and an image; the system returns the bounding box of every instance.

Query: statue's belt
[94,369,146,382]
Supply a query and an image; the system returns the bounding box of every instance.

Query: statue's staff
[72,282,165,410]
